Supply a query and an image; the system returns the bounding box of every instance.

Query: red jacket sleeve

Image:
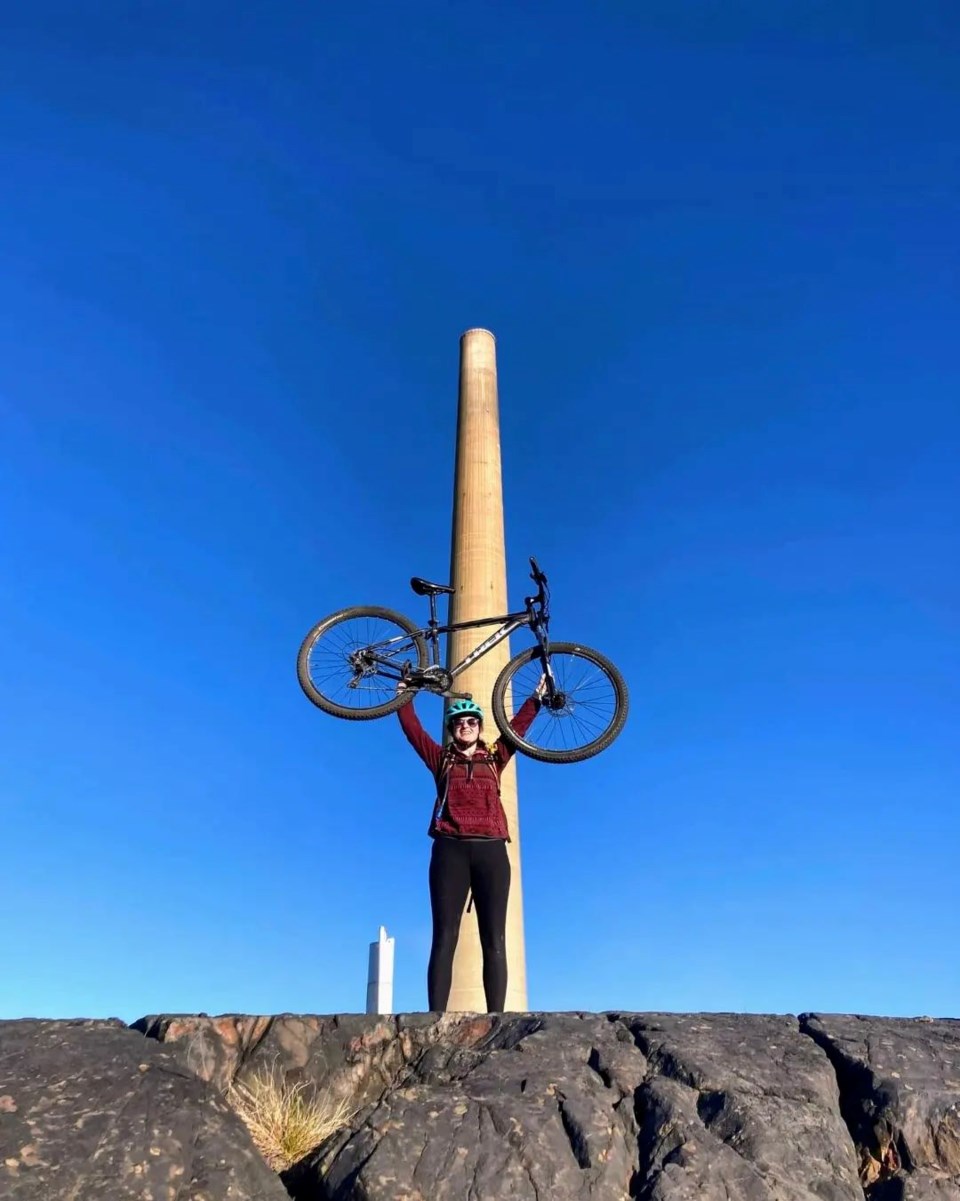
[492,695,541,766]
[397,697,443,775]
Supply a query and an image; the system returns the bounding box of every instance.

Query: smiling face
[449,714,482,749]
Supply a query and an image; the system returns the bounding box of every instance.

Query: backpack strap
[482,752,501,795]
[432,746,455,825]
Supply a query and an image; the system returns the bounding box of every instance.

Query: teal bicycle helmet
[447,698,484,727]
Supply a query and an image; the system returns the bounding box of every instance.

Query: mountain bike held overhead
[297,557,628,763]
[297,557,627,1012]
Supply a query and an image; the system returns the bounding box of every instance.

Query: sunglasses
[451,716,480,728]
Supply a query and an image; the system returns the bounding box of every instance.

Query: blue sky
[1,2,957,1022]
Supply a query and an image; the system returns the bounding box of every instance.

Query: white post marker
[365,926,395,1015]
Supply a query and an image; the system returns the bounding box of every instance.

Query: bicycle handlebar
[525,556,550,623]
[529,556,547,586]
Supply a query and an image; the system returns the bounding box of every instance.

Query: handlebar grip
[529,556,546,583]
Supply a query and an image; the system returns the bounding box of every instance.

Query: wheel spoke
[494,644,626,762]
[298,608,426,719]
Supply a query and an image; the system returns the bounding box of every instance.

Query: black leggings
[428,837,511,1012]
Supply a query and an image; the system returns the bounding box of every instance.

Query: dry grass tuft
[227,1068,355,1173]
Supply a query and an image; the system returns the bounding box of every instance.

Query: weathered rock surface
[802,1013,960,1200]
[3,1012,958,1200]
[135,1010,960,1200]
[0,1018,288,1201]
[630,1012,862,1200]
[136,1011,644,1200]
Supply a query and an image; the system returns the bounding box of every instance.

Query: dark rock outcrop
[136,1010,960,1200]
[0,1018,289,1200]
[630,1012,861,1200]
[136,1011,644,1199]
[3,1012,958,1200]
[801,1013,960,1199]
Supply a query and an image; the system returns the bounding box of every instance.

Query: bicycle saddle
[410,577,455,596]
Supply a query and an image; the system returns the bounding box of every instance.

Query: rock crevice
[798,1013,960,1200]
[3,1012,958,1200]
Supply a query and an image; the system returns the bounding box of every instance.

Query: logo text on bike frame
[442,615,531,678]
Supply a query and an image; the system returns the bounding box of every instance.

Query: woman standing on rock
[396,685,543,1012]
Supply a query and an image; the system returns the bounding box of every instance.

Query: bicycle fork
[533,628,566,711]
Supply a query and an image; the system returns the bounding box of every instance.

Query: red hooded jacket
[398,696,540,840]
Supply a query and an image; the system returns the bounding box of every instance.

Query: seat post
[428,593,439,627]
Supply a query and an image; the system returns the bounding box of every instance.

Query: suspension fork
[533,624,560,703]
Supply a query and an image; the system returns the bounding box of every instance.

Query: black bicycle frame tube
[447,616,529,679]
[445,610,531,634]
[418,610,528,666]
[363,607,553,687]
[362,610,532,672]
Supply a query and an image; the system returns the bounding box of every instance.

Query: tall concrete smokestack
[445,328,527,1012]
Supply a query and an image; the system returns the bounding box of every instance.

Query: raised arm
[492,693,542,766]
[397,692,444,775]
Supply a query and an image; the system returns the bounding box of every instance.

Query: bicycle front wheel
[297,606,427,719]
[492,642,628,763]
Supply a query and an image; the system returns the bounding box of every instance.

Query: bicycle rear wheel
[297,606,428,719]
[492,642,628,763]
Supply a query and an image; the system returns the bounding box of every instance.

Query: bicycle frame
[361,592,551,695]
[427,611,532,677]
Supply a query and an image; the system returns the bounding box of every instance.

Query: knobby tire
[297,605,427,720]
[491,641,628,763]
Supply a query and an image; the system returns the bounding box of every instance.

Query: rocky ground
[1,1011,958,1199]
